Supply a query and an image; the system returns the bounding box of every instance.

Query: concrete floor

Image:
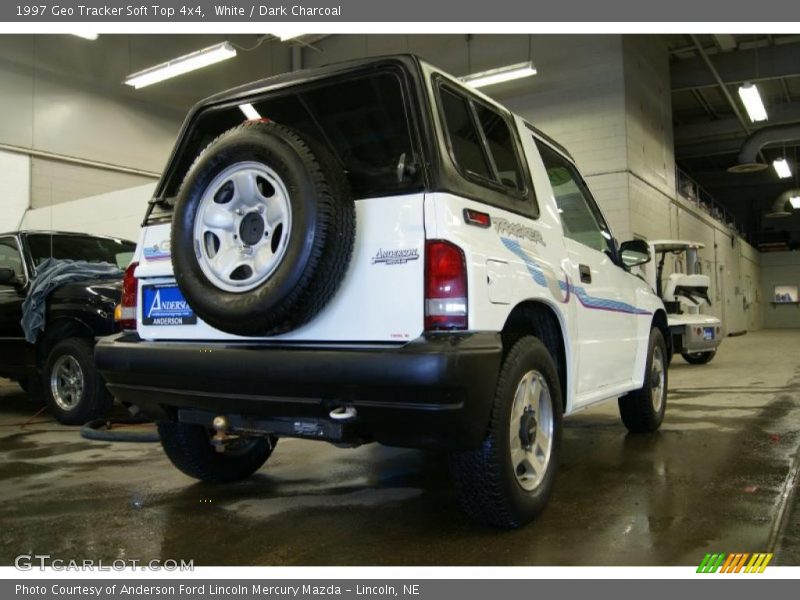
[1,329,799,566]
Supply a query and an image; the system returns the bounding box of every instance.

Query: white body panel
[135,194,426,343]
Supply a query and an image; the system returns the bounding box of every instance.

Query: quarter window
[439,84,525,194]
[536,141,613,254]
[474,104,523,190]
[439,88,493,180]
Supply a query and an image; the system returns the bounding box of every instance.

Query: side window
[438,83,526,194]
[536,141,613,254]
[0,237,24,279]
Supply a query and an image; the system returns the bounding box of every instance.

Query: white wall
[0,150,30,232]
[760,251,800,329]
[20,183,155,242]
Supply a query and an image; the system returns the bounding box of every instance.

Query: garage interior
[1,33,800,565]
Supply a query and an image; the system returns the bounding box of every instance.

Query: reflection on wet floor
[0,330,799,566]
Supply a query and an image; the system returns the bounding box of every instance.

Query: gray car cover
[21,258,122,343]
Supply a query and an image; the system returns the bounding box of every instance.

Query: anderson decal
[372,248,420,265]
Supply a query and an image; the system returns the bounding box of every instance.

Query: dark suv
[0,231,135,424]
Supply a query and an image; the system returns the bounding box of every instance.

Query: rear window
[26,234,135,270]
[157,68,422,211]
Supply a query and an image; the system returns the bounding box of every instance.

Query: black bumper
[95,332,502,450]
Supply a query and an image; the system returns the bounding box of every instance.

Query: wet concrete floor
[1,329,799,566]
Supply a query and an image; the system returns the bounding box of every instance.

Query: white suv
[96,55,669,528]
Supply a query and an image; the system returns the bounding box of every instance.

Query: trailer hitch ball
[211,415,230,453]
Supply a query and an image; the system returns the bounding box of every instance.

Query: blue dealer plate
[141,284,196,326]
[703,327,715,341]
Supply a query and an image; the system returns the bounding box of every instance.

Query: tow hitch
[178,408,367,446]
[211,415,232,453]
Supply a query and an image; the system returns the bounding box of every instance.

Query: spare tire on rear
[171,121,355,336]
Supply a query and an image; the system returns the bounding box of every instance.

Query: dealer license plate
[141,284,196,326]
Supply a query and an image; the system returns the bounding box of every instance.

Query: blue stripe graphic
[500,238,651,316]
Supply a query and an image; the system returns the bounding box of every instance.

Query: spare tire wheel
[171,121,355,336]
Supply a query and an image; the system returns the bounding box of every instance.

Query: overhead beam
[677,133,800,160]
[688,35,751,137]
[674,100,800,145]
[671,42,800,91]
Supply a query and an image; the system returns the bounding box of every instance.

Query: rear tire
[42,338,112,425]
[618,328,667,433]
[681,350,716,365]
[157,421,277,483]
[449,336,563,528]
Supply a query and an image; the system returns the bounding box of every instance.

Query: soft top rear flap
[146,54,427,221]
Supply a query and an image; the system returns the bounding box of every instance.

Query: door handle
[579,264,592,284]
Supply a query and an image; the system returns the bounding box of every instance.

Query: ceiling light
[125,42,237,89]
[773,158,792,179]
[277,33,304,41]
[461,61,537,89]
[737,82,768,122]
[765,196,792,218]
[72,33,98,41]
[790,196,800,209]
[239,103,261,120]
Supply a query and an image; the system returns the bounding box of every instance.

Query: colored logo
[697,552,773,573]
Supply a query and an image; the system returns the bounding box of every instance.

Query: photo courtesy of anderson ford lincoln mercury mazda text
[95,55,670,528]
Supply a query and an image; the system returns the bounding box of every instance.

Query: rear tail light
[425,240,467,331]
[116,261,138,330]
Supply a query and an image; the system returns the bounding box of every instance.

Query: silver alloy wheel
[193,161,292,293]
[50,355,84,412]
[651,345,666,412]
[508,370,554,492]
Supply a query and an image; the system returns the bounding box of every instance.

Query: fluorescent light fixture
[277,33,304,41]
[738,82,768,122]
[125,42,237,89]
[72,33,98,41]
[239,103,261,120]
[790,196,800,209]
[773,158,792,179]
[461,61,537,89]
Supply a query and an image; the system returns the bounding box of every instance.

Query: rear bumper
[671,323,721,353]
[95,332,502,450]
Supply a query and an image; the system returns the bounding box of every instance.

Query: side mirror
[0,267,17,286]
[619,239,651,268]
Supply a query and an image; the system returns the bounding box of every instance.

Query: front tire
[157,421,277,483]
[449,336,563,528]
[42,338,112,425]
[681,350,716,365]
[618,327,668,433]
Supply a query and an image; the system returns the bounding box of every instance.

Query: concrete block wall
[20,183,155,242]
[30,158,155,208]
[0,150,30,233]
[760,251,800,329]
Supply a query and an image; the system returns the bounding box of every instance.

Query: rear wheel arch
[36,317,95,367]
[501,301,568,411]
